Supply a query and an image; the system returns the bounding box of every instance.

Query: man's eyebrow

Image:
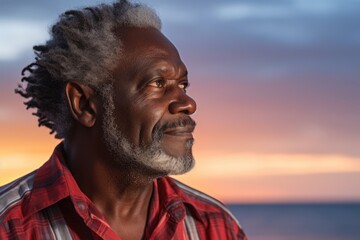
[145,47,171,57]
[181,70,188,78]
[158,68,188,79]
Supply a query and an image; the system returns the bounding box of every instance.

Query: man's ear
[65,81,98,128]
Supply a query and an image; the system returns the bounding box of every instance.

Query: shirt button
[77,202,86,212]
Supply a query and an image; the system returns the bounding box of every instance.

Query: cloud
[292,0,341,14]
[155,5,198,24]
[0,0,114,21]
[214,3,291,20]
[0,20,49,61]
[214,0,355,21]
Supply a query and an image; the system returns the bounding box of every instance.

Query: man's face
[101,27,197,176]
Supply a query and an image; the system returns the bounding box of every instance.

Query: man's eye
[149,79,165,88]
[179,82,189,91]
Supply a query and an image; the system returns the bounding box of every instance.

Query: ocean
[227,203,360,240]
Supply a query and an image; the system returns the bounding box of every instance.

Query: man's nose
[168,90,197,115]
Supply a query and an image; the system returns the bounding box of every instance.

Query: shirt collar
[22,143,92,218]
[156,177,204,224]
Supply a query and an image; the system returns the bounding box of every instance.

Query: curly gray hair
[15,0,161,139]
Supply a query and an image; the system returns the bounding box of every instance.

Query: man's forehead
[116,27,178,56]
[112,26,186,76]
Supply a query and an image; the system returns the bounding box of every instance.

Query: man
[0,1,247,239]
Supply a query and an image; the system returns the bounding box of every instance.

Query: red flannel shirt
[0,144,247,239]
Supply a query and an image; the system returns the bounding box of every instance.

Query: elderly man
[0,1,247,239]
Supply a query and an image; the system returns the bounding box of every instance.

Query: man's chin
[142,151,195,176]
[159,137,194,157]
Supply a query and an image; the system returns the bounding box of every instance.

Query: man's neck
[63,140,155,239]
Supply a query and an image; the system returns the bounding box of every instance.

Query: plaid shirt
[0,144,247,240]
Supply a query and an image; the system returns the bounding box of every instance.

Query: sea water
[227,203,360,240]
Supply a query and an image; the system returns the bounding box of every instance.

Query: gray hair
[15,0,161,139]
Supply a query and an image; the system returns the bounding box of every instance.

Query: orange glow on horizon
[1,132,360,203]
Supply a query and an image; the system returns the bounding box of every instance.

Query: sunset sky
[1,0,360,203]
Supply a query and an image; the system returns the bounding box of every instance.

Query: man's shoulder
[170,178,231,211]
[165,177,241,227]
[0,171,37,221]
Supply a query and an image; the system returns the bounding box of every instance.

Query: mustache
[153,116,196,140]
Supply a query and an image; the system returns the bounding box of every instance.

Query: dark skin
[63,27,196,240]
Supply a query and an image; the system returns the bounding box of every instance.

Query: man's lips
[163,125,195,136]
